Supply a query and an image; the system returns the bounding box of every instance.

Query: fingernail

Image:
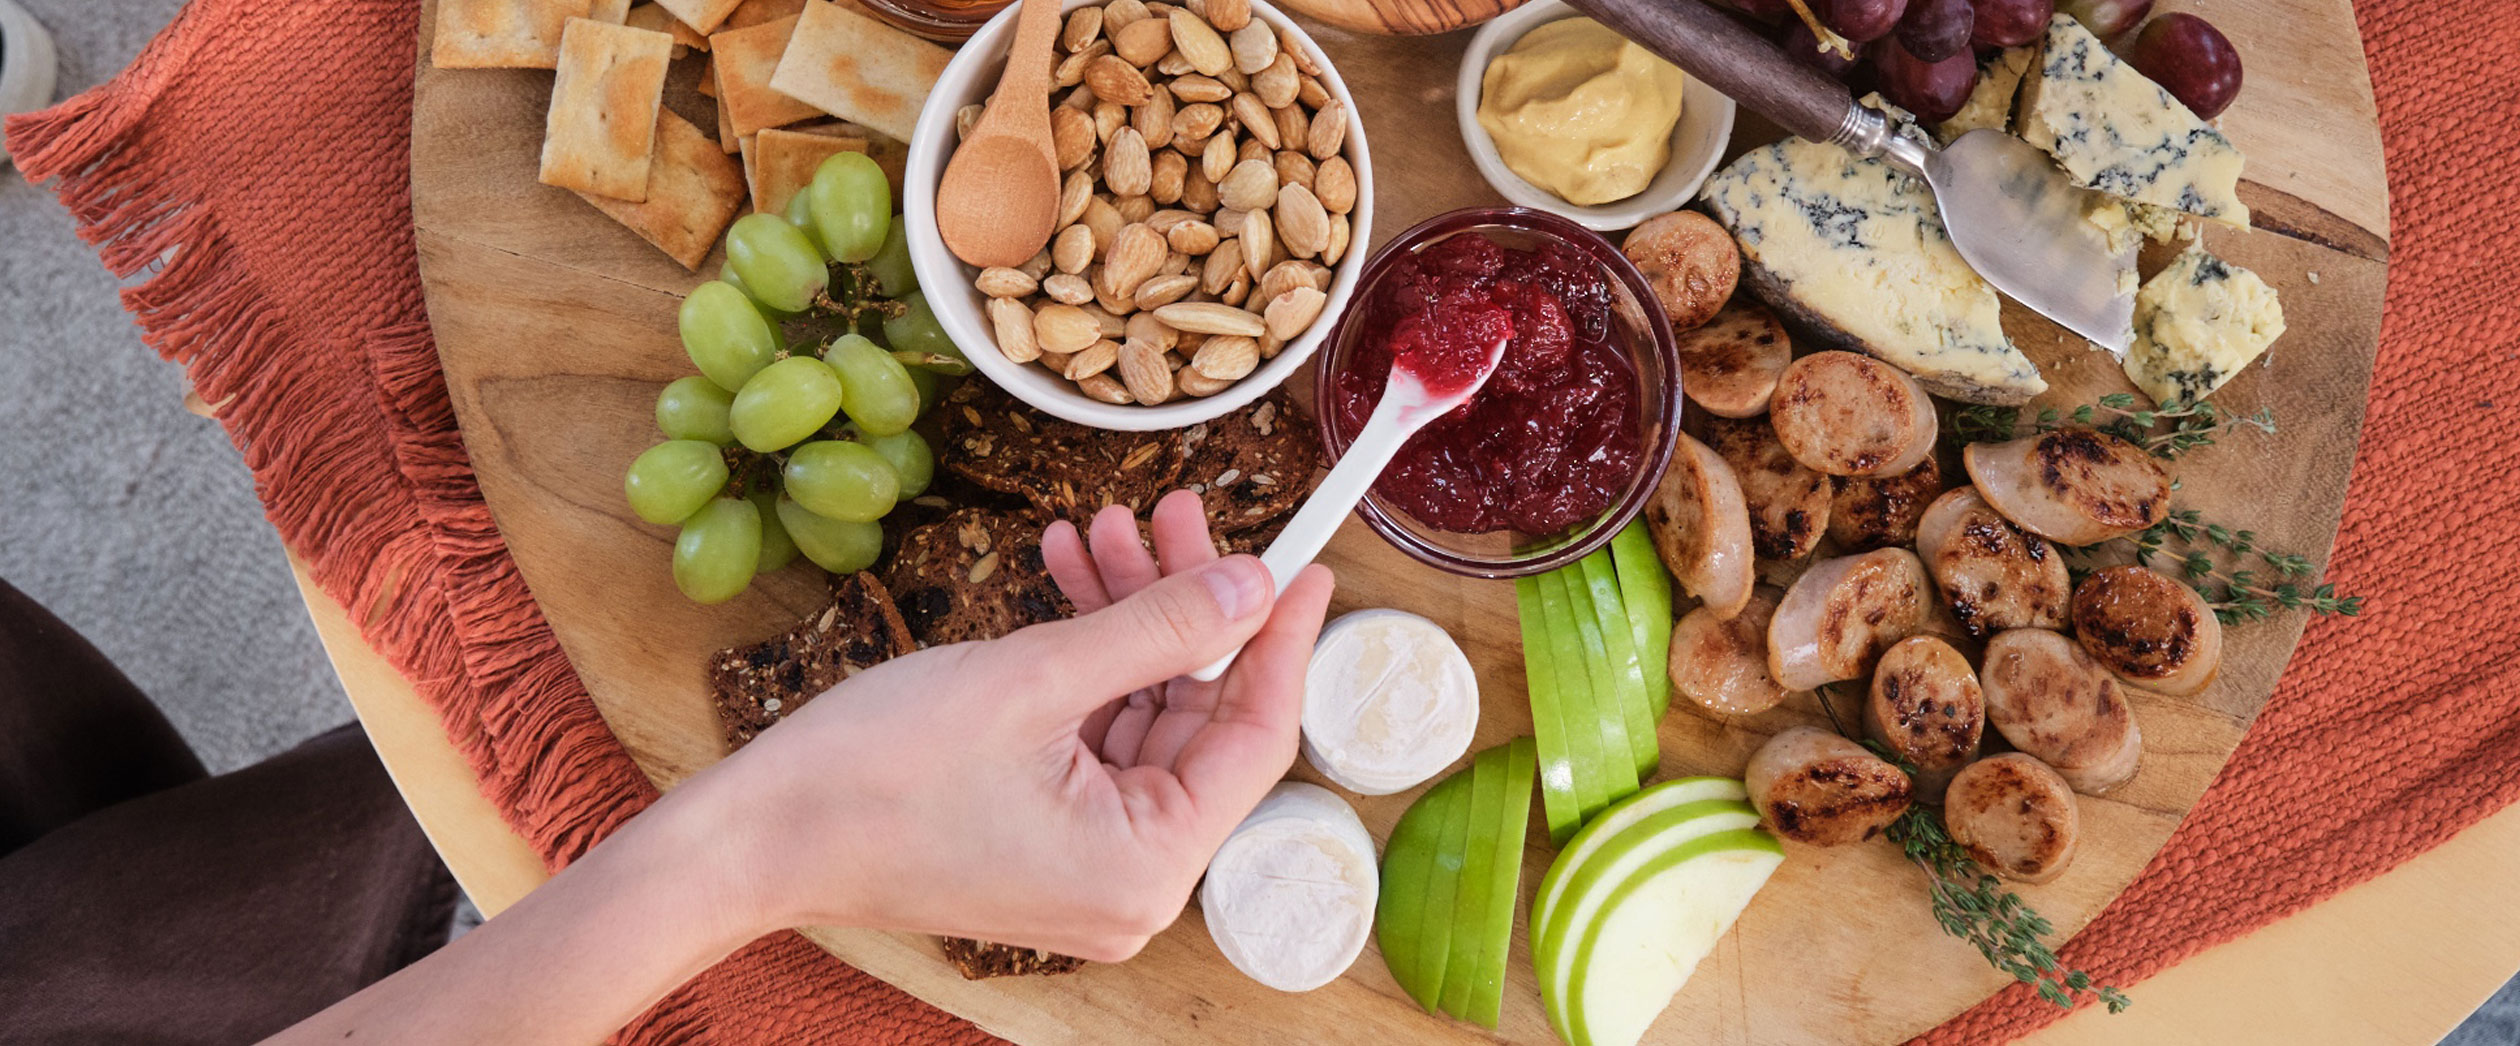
[1202,557,1269,620]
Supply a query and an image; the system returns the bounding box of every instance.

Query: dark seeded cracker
[706,572,915,751]
[1177,391,1319,533]
[882,507,1073,646]
[937,380,1201,524]
[940,936,1086,979]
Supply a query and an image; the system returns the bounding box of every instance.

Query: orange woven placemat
[9,1,2516,1042]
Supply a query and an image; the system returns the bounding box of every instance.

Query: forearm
[267,784,782,1045]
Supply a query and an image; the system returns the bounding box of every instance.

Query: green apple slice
[1533,799,1761,1042]
[1564,829,1784,1046]
[1468,736,1536,1028]
[1609,521,1677,719]
[1529,776,1746,944]
[1577,551,1659,778]
[1375,768,1469,1012]
[1413,764,1474,1013]
[1438,744,1511,1016]
[1540,569,1639,818]
[1515,577,1583,846]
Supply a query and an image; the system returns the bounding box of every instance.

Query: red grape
[2130,13,2243,118]
[1826,0,1911,43]
[2058,0,2149,38]
[1873,39,1979,124]
[1782,19,1865,81]
[1968,0,2052,47]
[1719,0,1795,16]
[1895,0,1975,62]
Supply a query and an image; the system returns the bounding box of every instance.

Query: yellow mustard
[1476,18,1690,206]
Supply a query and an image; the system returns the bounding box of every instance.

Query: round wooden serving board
[409,2,2388,1042]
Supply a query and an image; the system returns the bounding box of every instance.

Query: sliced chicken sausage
[2070,565,2224,696]
[1768,547,1932,691]
[1623,210,1740,331]
[1963,428,2171,545]
[1768,351,1939,478]
[1981,628,2143,795]
[1702,415,1832,561]
[1864,636,1985,801]
[1914,486,2072,638]
[1673,298,1792,418]
[1745,726,1913,846]
[1643,433,1756,620]
[1942,753,2081,883]
[1828,457,1946,552]
[1670,588,1792,715]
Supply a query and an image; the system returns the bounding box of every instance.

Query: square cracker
[658,0,747,34]
[432,0,594,69]
[712,14,825,137]
[714,71,741,154]
[726,0,811,29]
[577,109,747,269]
[770,1,950,144]
[539,18,676,201]
[749,128,870,215]
[589,0,632,22]
[796,119,906,199]
[625,2,709,49]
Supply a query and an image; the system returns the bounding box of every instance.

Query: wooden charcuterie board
[407,0,2387,1041]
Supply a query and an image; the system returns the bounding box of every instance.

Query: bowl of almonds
[904,0,1373,431]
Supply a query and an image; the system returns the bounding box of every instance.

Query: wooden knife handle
[1559,0,1858,146]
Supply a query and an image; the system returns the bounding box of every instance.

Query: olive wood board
[408,0,2388,1041]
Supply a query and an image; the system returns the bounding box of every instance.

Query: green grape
[882,292,965,366]
[672,497,762,604]
[784,440,899,522]
[782,190,835,261]
[856,428,933,498]
[865,216,918,297]
[775,497,884,574]
[823,333,919,437]
[730,355,845,452]
[806,152,891,264]
[902,366,944,416]
[625,440,729,525]
[680,281,781,392]
[752,491,799,572]
[726,213,830,313]
[655,376,736,443]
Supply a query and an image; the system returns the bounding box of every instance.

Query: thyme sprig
[2069,508,2366,623]
[1884,806,2132,1014]
[1952,394,2275,460]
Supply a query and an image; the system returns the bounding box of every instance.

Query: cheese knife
[1562,0,2138,356]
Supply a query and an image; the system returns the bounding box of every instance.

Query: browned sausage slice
[1643,433,1755,620]
[1745,726,1913,847]
[1914,486,2072,638]
[1623,210,1740,331]
[1863,636,1985,801]
[1670,588,1791,715]
[2069,565,2224,696]
[1943,754,2081,883]
[1702,415,1831,561]
[1768,351,1939,478]
[1674,299,1791,418]
[1981,628,2143,795]
[1962,428,2171,545]
[1828,457,1946,552]
[1767,547,1931,690]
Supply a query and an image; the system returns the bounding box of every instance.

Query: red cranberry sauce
[1331,232,1641,535]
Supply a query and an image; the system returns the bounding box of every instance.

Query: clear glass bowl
[856,0,1012,41]
[1314,206,1681,579]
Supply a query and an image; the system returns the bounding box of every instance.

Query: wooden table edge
[290,555,2518,1044]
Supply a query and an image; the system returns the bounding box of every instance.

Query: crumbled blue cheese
[2019,14,2249,228]
[1698,102,2046,405]
[2086,197,2187,254]
[2125,244,2285,405]
[1938,46,2035,144]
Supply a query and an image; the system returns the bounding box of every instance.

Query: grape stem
[814,262,909,328]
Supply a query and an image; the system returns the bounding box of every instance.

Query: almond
[1066,338,1120,380]
[1229,22,1277,75]
[1053,42,1099,88]
[1256,260,1310,305]
[1201,237,1245,294]
[1168,9,1232,77]
[1281,23,1318,75]
[976,267,1038,298]
[1172,102,1224,144]
[1222,271,1252,307]
[1155,301,1268,337]
[1204,0,1251,32]
[1080,195,1124,254]
[1175,365,1234,397]
[1053,224,1095,273]
[1155,50,1198,76]
[1126,311,1179,351]
[1062,5,1104,51]
[1231,93,1279,149]
[1051,107,1097,171]
[955,103,985,140]
[1264,286,1326,341]
[1241,207,1276,276]
[1214,206,1247,233]
[1149,150,1187,204]
[1167,219,1221,255]
[1275,183,1328,259]
[1101,222,1167,299]
[1162,249,1192,276]
[1182,165,1220,213]
[1324,212,1350,265]
[1035,303,1102,354]
[1191,334,1259,380]
[1201,132,1238,186]
[1104,0,1150,29]
[1273,108,1309,160]
[1169,73,1231,103]
[1133,272,1199,309]
[1042,272,1096,305]
[1134,85,1176,149]
[1112,16,1174,66]
[1086,54,1154,107]
[1253,53,1300,109]
[1271,150,1316,195]
[1119,339,1176,404]
[1144,208,1202,234]
[1062,83,1097,111]
[1313,156,1356,215]
[1296,73,1329,110]
[1238,136,1272,166]
[989,298,1041,363]
[1307,98,1347,160]
[1218,158,1278,211]
[1019,248,1055,281]
[1115,193,1156,223]
[1104,127,1153,197]
[1092,305,1130,338]
[1078,372,1135,404]
[1258,330,1285,358]
[1093,99,1128,143]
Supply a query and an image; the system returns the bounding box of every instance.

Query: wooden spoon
[936,0,1065,269]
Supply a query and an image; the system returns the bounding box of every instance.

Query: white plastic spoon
[1188,330,1512,682]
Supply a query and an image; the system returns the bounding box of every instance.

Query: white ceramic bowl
[0,0,60,168]
[904,0,1375,432]
[1454,0,1734,232]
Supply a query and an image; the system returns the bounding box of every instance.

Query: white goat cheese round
[1300,609,1479,796]
[1201,782,1379,992]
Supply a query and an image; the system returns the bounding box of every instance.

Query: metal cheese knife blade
[1563,0,2138,356]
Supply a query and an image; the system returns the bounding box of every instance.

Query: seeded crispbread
[939,937,1086,980]
[936,381,1202,525]
[1178,391,1318,533]
[882,508,1074,647]
[707,571,915,751]
[432,0,595,69]
[537,18,675,201]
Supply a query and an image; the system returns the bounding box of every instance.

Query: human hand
[704,490,1334,961]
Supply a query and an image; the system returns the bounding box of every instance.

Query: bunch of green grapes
[624,152,968,604]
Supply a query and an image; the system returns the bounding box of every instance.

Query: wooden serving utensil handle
[1559,0,1857,147]
[990,0,1065,106]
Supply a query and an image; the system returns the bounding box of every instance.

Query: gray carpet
[0,0,2510,1037]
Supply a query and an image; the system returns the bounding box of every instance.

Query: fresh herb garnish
[1884,805,2132,1014]
[2067,508,2366,623]
[1952,395,2275,460]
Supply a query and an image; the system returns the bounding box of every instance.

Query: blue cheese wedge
[2019,14,2248,227]
[1201,782,1378,992]
[1937,46,2035,143]
[1699,106,2046,405]
[2125,244,2285,405]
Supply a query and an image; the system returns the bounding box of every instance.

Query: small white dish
[904,0,1374,432]
[0,0,60,169]
[1454,0,1735,233]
